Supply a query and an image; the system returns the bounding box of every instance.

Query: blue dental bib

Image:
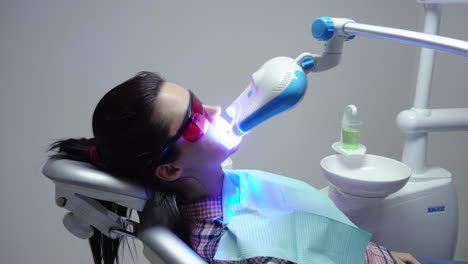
[214,170,371,264]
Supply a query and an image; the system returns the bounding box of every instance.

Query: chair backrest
[42,158,208,263]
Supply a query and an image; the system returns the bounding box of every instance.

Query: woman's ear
[154,163,181,182]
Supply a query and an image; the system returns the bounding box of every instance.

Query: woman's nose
[203,105,221,123]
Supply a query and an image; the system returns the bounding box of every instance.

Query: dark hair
[48,72,187,264]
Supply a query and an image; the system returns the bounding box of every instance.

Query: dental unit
[43,1,468,263]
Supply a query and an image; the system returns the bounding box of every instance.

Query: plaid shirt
[179,197,396,264]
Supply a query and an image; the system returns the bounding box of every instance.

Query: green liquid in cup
[342,127,360,150]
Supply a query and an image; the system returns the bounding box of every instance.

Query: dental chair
[42,158,207,264]
[43,158,468,264]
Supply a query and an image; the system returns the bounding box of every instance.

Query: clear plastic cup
[341,120,363,150]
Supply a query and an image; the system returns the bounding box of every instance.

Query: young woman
[49,71,419,264]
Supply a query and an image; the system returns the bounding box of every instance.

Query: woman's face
[155,82,241,170]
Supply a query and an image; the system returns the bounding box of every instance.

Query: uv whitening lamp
[226,57,308,136]
[226,17,355,136]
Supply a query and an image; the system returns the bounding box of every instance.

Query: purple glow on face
[209,115,242,150]
[192,113,210,134]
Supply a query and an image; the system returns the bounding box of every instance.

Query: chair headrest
[43,159,151,201]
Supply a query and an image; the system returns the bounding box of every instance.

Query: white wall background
[1,0,467,263]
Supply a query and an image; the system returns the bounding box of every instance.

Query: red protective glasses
[159,90,209,158]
